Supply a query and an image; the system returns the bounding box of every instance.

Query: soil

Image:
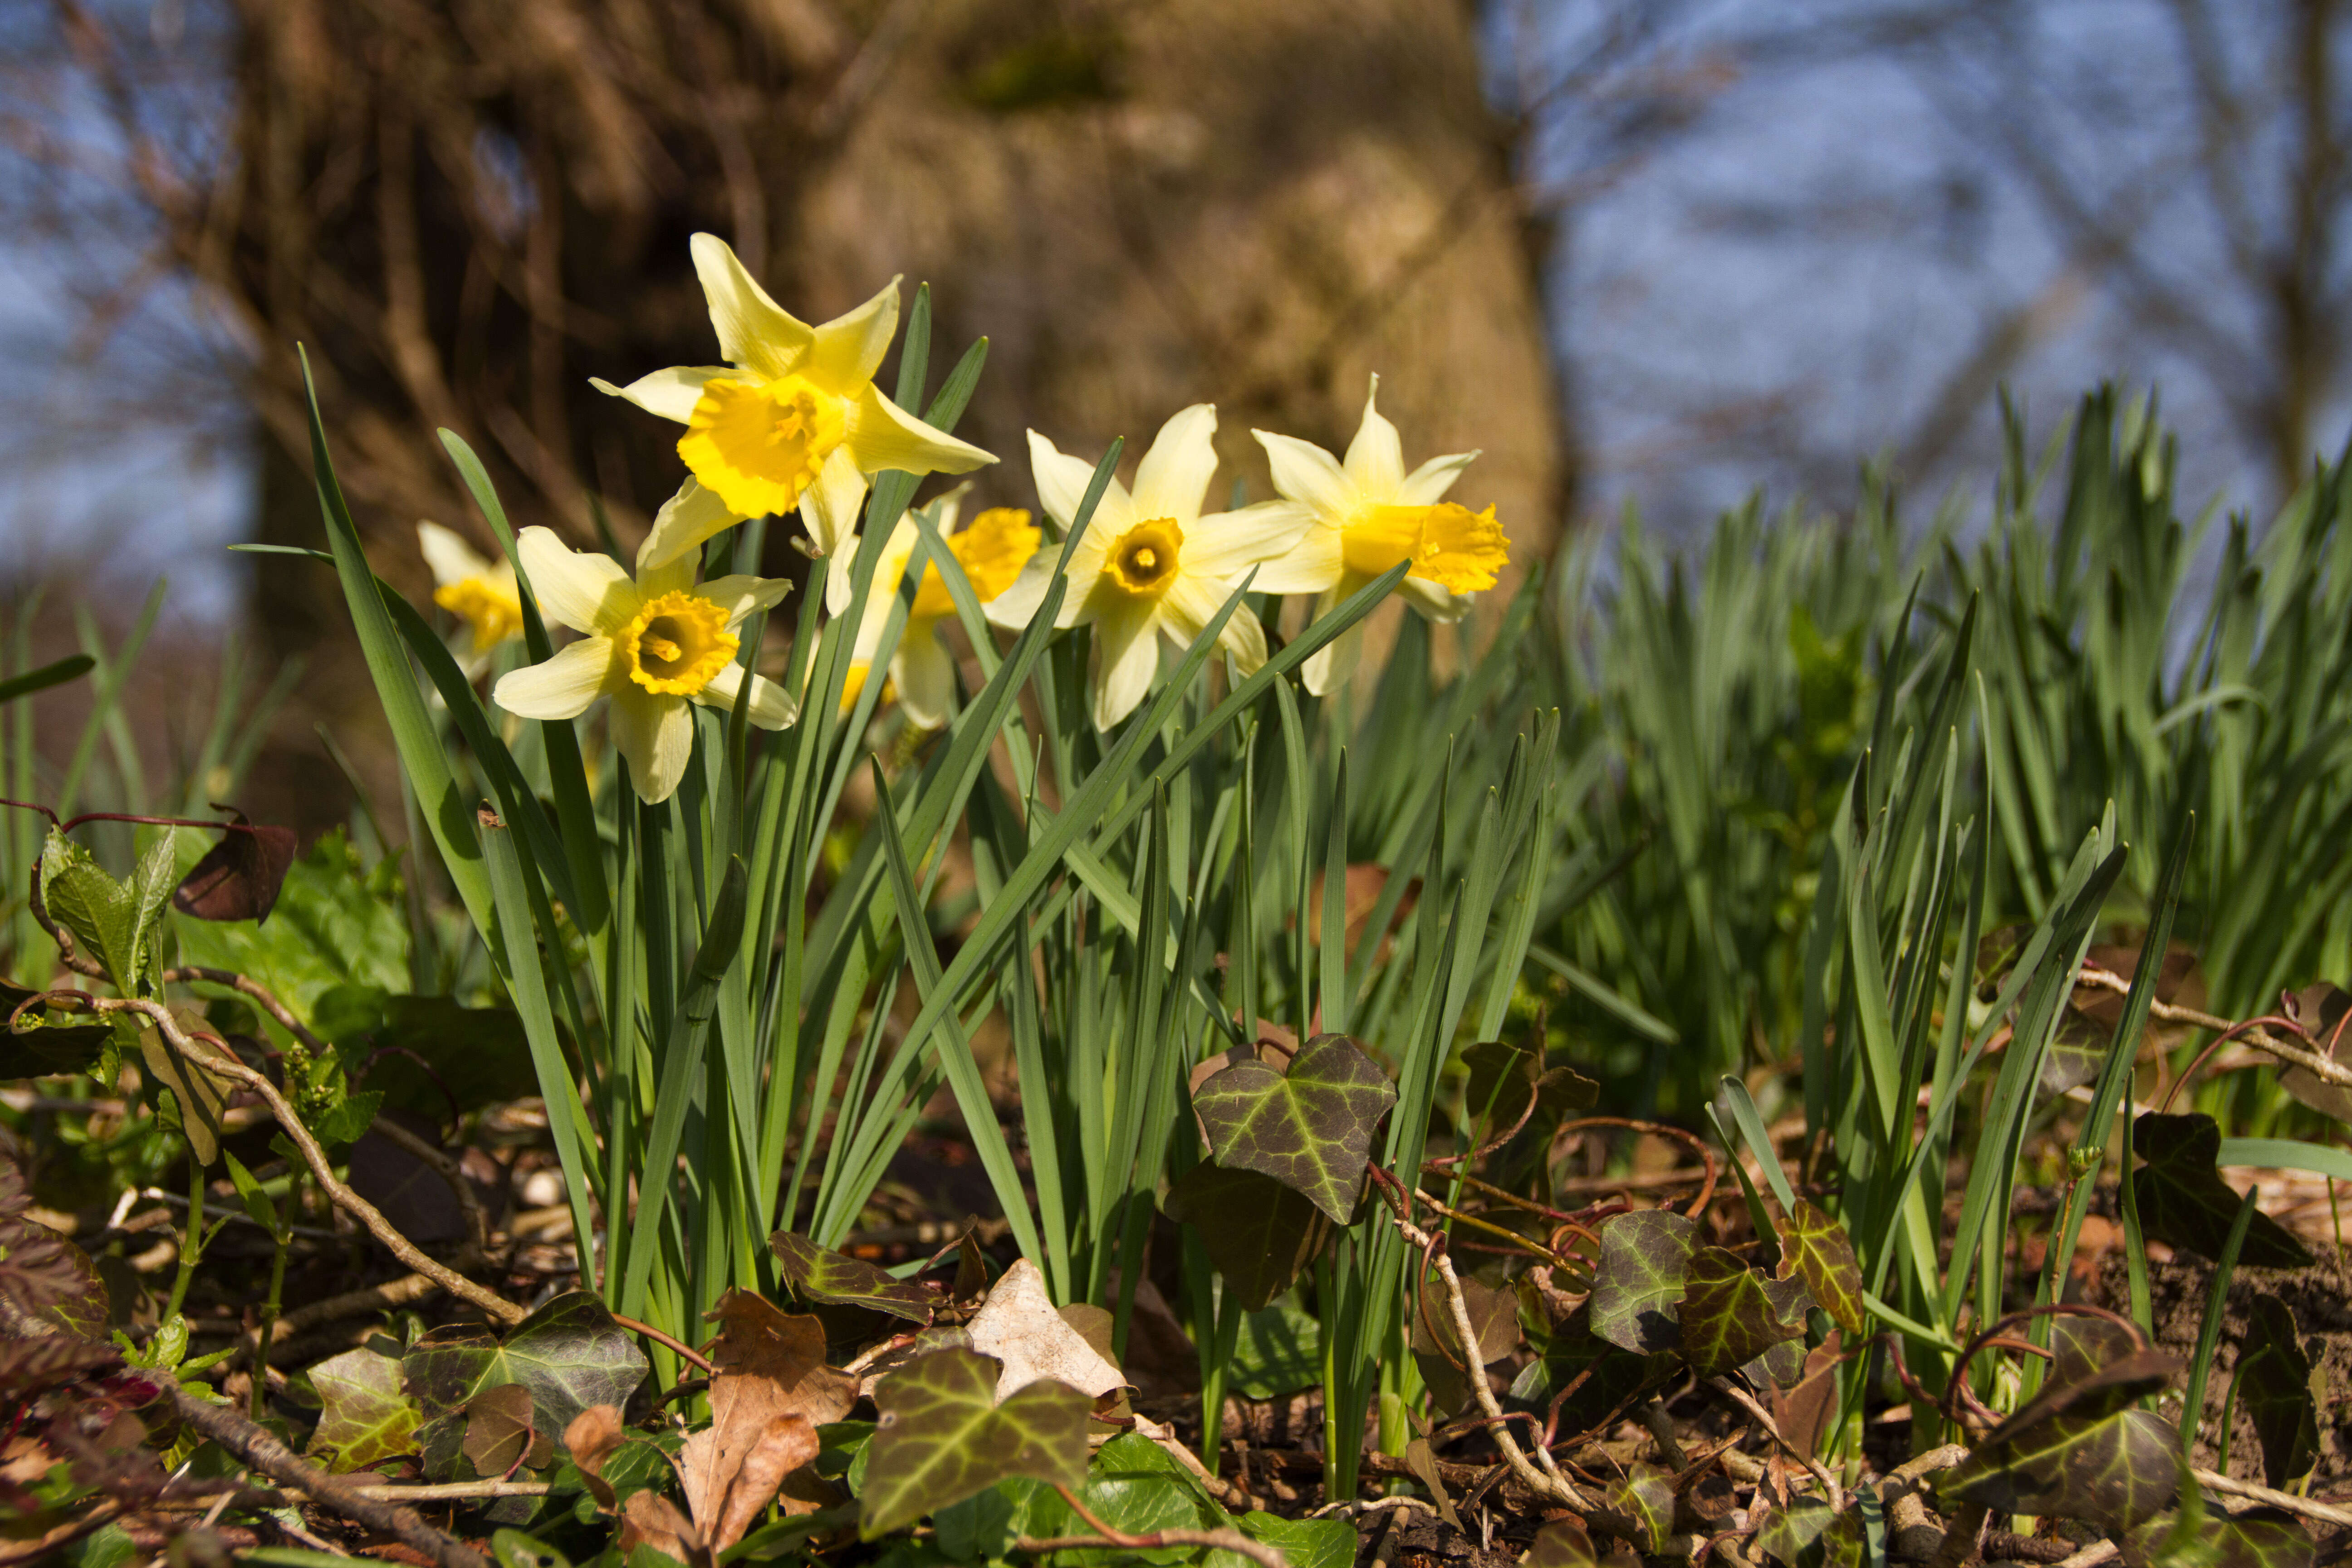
[2090,1242,2352,1486]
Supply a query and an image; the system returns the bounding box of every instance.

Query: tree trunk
[209,0,1562,830]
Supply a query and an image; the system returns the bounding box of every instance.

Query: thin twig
[1392,1210,1593,1510]
[614,1312,715,1374]
[67,994,525,1325]
[164,1380,490,1568]
[1034,1484,1290,1568]
[1703,1377,1843,1511]
[2190,1467,2352,1527]
[2076,967,2352,1090]
[2049,1543,2118,1568]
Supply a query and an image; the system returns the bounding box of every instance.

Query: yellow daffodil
[829,488,1041,729]
[986,405,1311,731]
[492,527,795,804]
[593,234,996,569]
[1253,376,1509,695]
[417,521,523,654]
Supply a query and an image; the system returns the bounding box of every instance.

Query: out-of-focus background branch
[4,0,2350,828]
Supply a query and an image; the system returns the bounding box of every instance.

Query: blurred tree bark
[99,0,1563,828]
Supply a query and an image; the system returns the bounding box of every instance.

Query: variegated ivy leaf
[1191,1033,1396,1224]
[1161,1160,1329,1311]
[2234,1295,2320,1490]
[402,1291,648,1450]
[1677,1246,1805,1377]
[2127,1507,2317,1568]
[1944,1407,2182,1534]
[1593,1461,1676,1554]
[1588,1209,1696,1356]
[306,1348,422,1473]
[2129,1113,2311,1269]
[858,1348,1088,1537]
[1777,1199,1866,1340]
[769,1230,938,1324]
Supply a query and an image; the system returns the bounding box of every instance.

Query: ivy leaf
[1777,1199,1866,1339]
[1678,1247,1806,1377]
[1191,1032,1396,1224]
[1459,1036,1596,1141]
[2129,1113,2312,1269]
[305,1348,421,1473]
[1593,1461,1676,1553]
[1509,1306,1675,1438]
[1528,1519,1603,1568]
[2233,1295,2319,1489]
[0,980,114,1079]
[1588,1210,1697,1355]
[2136,1508,2317,1568]
[1758,1495,1838,1568]
[1942,1409,2181,1533]
[1230,1304,1321,1401]
[173,811,299,925]
[462,1382,548,1478]
[402,1291,649,1446]
[1160,1160,1329,1311]
[1239,1511,1356,1568]
[2038,1007,2110,1098]
[768,1230,938,1324]
[858,1348,1089,1537]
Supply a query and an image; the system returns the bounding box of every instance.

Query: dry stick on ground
[165,1381,490,1568]
[2073,966,2352,1090]
[2190,1468,2352,1528]
[161,964,496,1256]
[1023,1483,1290,1568]
[1391,1208,1596,1512]
[69,993,527,1326]
[1702,1377,1843,1512]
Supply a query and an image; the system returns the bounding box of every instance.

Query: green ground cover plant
[0,242,2346,1568]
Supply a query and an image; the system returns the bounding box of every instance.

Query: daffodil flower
[492,528,795,803]
[986,405,1311,731]
[417,521,523,656]
[593,234,995,569]
[829,488,1041,729]
[1253,377,1509,696]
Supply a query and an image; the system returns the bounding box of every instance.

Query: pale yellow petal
[1177,501,1315,582]
[1161,574,1267,675]
[591,366,735,424]
[493,637,615,720]
[844,383,996,479]
[1342,375,1405,497]
[1300,591,1365,697]
[802,276,902,397]
[892,635,956,730]
[518,527,637,636]
[1396,450,1479,507]
[690,233,812,380]
[984,554,1060,631]
[637,477,743,573]
[1254,430,1354,519]
[417,520,492,588]
[1130,403,1220,525]
[1090,598,1160,730]
[801,445,869,562]
[697,573,795,629]
[695,662,799,730]
[611,686,694,804]
[1028,429,1137,537]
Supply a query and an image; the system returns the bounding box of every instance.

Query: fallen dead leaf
[965,1258,1126,1401]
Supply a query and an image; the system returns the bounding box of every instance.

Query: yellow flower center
[1106,517,1183,599]
[910,507,1042,621]
[678,373,848,520]
[1342,503,1509,594]
[433,576,524,653]
[619,590,738,696]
